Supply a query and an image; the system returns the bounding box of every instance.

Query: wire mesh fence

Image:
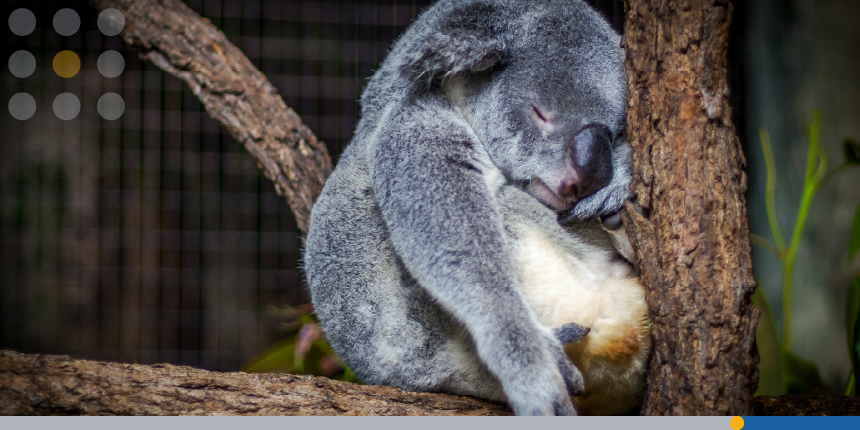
[2,0,627,371]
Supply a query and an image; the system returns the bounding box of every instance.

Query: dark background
[0,0,627,372]
[2,0,858,390]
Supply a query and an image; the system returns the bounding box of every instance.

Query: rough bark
[0,351,509,416]
[622,0,760,415]
[3,351,857,416]
[753,395,860,416]
[89,0,332,233]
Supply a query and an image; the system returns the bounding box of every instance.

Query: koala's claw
[556,350,586,397]
[549,329,586,398]
[599,210,623,231]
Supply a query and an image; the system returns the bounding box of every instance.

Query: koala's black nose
[560,124,613,201]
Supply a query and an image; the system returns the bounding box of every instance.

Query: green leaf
[752,287,783,396]
[759,128,786,252]
[848,278,860,356]
[851,202,860,260]
[339,366,360,383]
[844,138,860,165]
[242,339,297,373]
[783,351,830,395]
[848,277,860,395]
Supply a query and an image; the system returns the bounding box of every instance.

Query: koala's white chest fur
[513,227,650,416]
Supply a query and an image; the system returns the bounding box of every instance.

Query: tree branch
[3,351,858,416]
[89,0,333,233]
[0,351,509,416]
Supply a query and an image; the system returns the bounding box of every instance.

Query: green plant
[242,303,359,383]
[846,202,860,395]
[752,111,860,395]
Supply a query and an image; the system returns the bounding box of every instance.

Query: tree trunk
[622,0,760,415]
[89,0,333,233]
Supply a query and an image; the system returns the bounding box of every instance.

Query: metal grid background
[1,0,628,371]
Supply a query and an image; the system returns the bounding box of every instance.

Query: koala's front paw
[568,182,632,220]
[502,332,583,416]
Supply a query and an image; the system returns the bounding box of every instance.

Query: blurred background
[1,0,858,394]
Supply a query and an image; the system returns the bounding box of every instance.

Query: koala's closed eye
[532,105,549,123]
[531,104,555,134]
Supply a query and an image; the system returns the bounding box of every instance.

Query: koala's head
[399,0,625,213]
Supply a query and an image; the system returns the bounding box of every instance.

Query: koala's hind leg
[305,156,504,402]
[312,248,504,400]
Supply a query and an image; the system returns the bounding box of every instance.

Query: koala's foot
[553,322,591,344]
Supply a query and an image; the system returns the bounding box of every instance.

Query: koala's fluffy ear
[400,2,506,83]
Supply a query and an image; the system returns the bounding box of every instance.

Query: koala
[304,0,640,416]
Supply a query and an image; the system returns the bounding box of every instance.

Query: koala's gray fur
[304,0,635,416]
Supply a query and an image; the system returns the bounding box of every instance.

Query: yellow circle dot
[53,50,81,78]
[730,416,744,430]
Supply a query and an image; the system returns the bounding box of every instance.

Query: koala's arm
[568,139,632,219]
[368,109,582,416]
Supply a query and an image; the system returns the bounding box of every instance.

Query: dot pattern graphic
[8,9,39,119]
[8,50,36,78]
[8,93,36,120]
[53,93,81,120]
[97,50,125,78]
[7,8,127,120]
[97,93,125,120]
[52,8,80,36]
[98,8,125,36]
[8,8,36,36]
[53,50,81,78]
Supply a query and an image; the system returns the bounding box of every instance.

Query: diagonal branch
[89,0,333,233]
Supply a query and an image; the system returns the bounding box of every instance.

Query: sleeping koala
[304,0,641,415]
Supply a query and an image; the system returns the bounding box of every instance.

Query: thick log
[2,351,857,416]
[89,0,333,233]
[622,0,760,415]
[0,351,509,416]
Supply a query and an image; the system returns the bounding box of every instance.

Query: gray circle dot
[97,9,125,36]
[9,50,37,78]
[9,8,36,36]
[53,92,81,120]
[53,8,80,36]
[97,50,125,78]
[9,93,37,120]
[97,93,125,120]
